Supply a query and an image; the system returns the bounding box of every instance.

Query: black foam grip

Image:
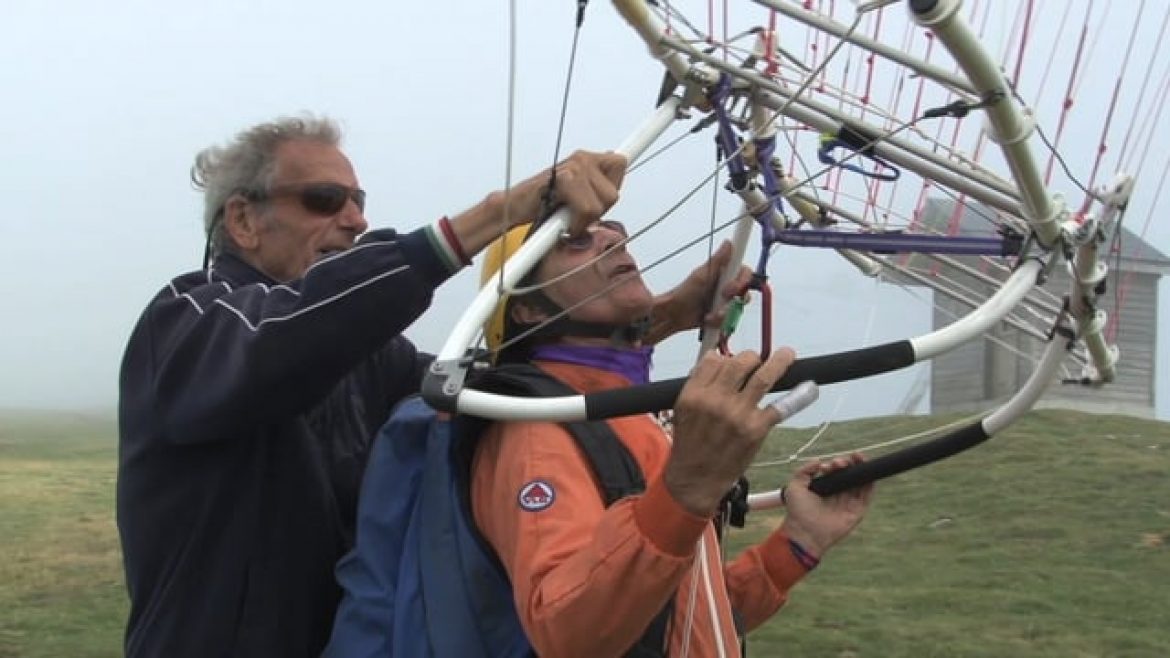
[584,340,915,419]
[808,421,990,496]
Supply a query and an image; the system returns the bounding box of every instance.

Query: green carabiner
[721,296,748,337]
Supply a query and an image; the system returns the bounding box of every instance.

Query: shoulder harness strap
[460,363,675,658]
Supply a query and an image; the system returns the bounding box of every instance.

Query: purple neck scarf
[531,344,654,385]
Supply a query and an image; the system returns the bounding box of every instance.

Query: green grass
[0,411,124,658]
[734,410,1170,657]
[0,409,1167,657]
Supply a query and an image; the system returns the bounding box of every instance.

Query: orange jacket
[471,361,811,658]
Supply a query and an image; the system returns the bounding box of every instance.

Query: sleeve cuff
[758,530,814,592]
[399,223,464,282]
[632,474,709,558]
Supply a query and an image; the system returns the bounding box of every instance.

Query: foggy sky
[1,0,1167,425]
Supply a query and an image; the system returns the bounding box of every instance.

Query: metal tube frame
[421,0,1121,444]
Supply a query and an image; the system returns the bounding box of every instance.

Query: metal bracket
[421,352,485,413]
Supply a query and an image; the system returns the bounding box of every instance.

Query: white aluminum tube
[885,259,1058,343]
[910,0,1061,248]
[457,389,589,421]
[664,40,1027,215]
[910,259,1043,360]
[747,488,784,511]
[1070,234,1117,383]
[611,0,718,88]
[755,88,1023,213]
[748,320,1068,511]
[1066,174,1132,384]
[698,205,758,358]
[982,329,1068,434]
[651,34,1024,203]
[835,248,883,278]
[436,98,683,363]
[752,0,979,97]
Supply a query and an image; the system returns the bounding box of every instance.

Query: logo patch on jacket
[517,480,556,512]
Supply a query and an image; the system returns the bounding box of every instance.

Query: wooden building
[895,198,1169,418]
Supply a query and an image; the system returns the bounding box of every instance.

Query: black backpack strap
[469,363,645,504]
[464,363,675,658]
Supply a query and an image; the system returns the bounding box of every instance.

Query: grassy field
[0,409,1167,657]
[0,411,124,658]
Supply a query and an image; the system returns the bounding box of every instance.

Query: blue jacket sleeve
[323,399,431,658]
[122,227,455,444]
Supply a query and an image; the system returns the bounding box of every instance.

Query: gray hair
[191,115,342,257]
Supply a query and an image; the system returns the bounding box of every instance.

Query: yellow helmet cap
[480,225,531,352]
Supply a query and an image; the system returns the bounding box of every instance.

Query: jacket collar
[209,251,281,288]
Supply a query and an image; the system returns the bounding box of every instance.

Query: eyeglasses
[248,182,366,216]
[557,219,628,252]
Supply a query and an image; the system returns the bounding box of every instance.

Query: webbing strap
[465,363,675,657]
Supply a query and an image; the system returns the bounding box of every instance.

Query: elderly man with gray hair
[115,115,639,658]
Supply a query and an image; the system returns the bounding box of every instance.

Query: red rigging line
[926,0,982,278]
[1090,1,1146,204]
[902,29,941,263]
[764,8,778,75]
[844,16,869,131]
[1072,2,1108,102]
[1106,151,1170,344]
[847,38,856,114]
[859,5,882,108]
[921,113,968,278]
[909,31,934,119]
[1034,0,1074,109]
[1106,69,1170,342]
[880,140,905,229]
[818,0,833,92]
[1115,2,1170,174]
[834,52,850,202]
[723,0,729,61]
[802,4,815,103]
[968,132,996,277]
[899,179,933,270]
[1128,62,1170,185]
[1078,1,1146,214]
[878,22,915,233]
[884,14,915,130]
[1010,0,1035,88]
[1044,0,1094,186]
[972,0,990,48]
[856,8,907,230]
[808,15,821,91]
[707,0,713,45]
[927,39,988,280]
[788,9,825,177]
[906,0,986,268]
[1000,0,1026,73]
[851,7,888,227]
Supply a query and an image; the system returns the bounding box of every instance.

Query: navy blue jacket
[117,227,456,658]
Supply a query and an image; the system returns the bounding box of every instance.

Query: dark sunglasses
[249,182,366,216]
[557,219,628,251]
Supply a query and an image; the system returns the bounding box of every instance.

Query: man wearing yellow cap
[467,219,873,657]
[480,223,750,359]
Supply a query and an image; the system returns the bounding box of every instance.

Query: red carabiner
[717,277,773,359]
